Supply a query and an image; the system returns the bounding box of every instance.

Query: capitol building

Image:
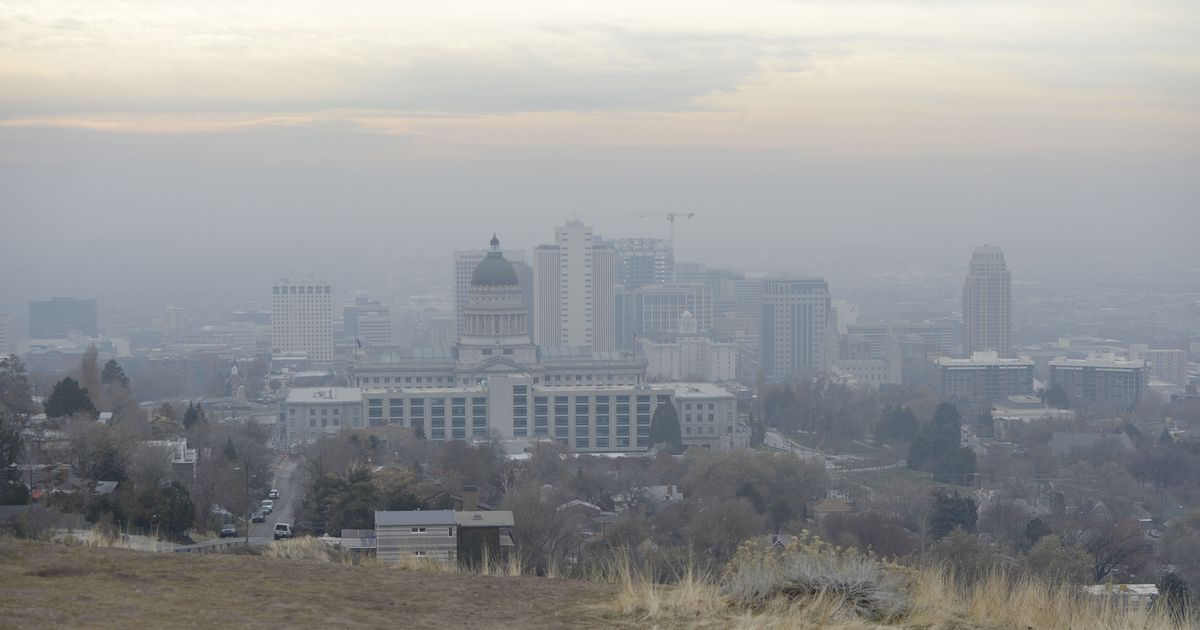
[349,235,646,389]
[279,236,746,453]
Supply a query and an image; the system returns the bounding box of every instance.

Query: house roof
[454,511,515,528]
[375,510,456,527]
[1049,432,1134,454]
[813,498,853,513]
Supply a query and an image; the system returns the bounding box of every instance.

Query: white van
[273,523,292,540]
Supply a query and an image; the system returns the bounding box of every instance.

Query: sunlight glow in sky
[2,0,1197,155]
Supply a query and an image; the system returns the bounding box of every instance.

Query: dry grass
[0,536,615,629]
[2,533,1191,629]
[600,536,1193,630]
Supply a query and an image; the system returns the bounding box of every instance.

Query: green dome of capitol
[471,234,520,287]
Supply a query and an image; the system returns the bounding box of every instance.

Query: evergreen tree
[648,404,683,453]
[1023,517,1053,548]
[100,359,130,389]
[43,377,95,418]
[878,405,919,442]
[1157,573,1190,620]
[933,447,978,485]
[182,402,206,430]
[930,490,977,539]
[909,402,963,471]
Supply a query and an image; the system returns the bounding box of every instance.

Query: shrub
[720,532,914,621]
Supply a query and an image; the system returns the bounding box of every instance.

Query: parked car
[268,489,280,499]
[273,523,292,540]
[291,521,327,538]
[219,524,237,538]
[251,511,266,523]
[261,499,273,514]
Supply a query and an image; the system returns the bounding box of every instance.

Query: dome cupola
[471,234,520,287]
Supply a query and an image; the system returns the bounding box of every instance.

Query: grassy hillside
[0,537,614,629]
[0,535,1191,629]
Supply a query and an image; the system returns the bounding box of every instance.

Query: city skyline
[2,1,1197,316]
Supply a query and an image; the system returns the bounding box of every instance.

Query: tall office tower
[453,247,526,340]
[164,306,185,333]
[533,244,562,346]
[962,245,1012,358]
[0,313,11,355]
[830,300,859,335]
[271,276,334,361]
[759,276,832,378]
[615,283,713,351]
[612,238,674,287]
[533,220,616,352]
[29,297,98,338]
[344,297,392,346]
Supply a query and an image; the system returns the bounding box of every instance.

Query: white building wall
[357,314,393,347]
[593,245,616,352]
[533,246,561,347]
[557,221,593,348]
[271,277,333,361]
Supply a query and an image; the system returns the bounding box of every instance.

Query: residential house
[374,509,514,567]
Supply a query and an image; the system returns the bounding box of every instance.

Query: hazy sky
[1,0,1197,314]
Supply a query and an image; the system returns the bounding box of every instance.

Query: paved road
[248,456,303,540]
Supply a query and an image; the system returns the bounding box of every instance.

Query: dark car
[291,521,327,538]
[251,511,266,523]
[219,524,237,538]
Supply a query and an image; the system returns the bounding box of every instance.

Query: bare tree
[1064,517,1151,582]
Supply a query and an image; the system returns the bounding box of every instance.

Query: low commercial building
[281,377,747,453]
[280,387,365,444]
[936,352,1034,403]
[672,383,740,449]
[641,311,738,383]
[991,395,1076,440]
[1048,355,1147,410]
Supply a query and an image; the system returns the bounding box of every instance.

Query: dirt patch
[24,565,87,578]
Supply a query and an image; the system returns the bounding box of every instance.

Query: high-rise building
[271,276,334,361]
[1049,355,1147,410]
[1128,345,1188,388]
[759,276,832,378]
[344,297,392,347]
[615,283,713,351]
[533,220,616,352]
[937,351,1034,402]
[611,238,674,287]
[962,245,1012,357]
[164,306,185,333]
[453,246,527,340]
[0,313,11,355]
[29,297,98,338]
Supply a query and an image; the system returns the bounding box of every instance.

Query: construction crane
[637,212,695,245]
[637,212,695,282]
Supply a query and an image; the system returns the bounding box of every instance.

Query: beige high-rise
[962,245,1012,358]
[272,276,334,361]
[533,220,616,352]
